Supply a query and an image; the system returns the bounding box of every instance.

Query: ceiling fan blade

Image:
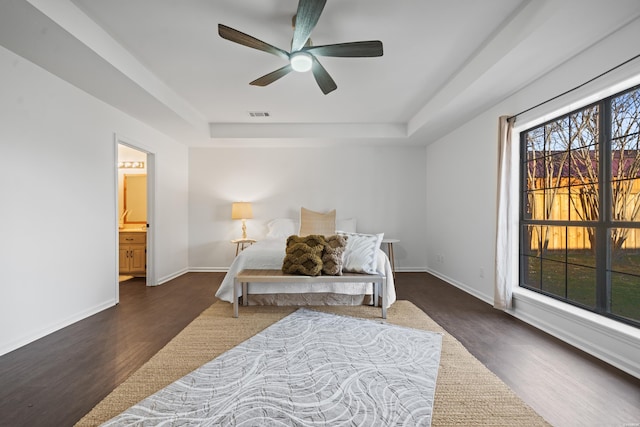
[218,24,289,60]
[305,41,383,58]
[311,57,337,95]
[250,65,293,86]
[291,0,327,52]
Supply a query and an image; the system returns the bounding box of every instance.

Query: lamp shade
[231,202,253,220]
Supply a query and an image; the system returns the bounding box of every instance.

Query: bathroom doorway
[116,138,155,301]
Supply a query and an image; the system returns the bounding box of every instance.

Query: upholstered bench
[233,269,387,319]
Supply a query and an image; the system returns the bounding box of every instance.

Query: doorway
[116,138,155,302]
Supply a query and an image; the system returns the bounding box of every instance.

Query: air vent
[249,111,270,118]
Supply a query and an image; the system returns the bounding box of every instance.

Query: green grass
[523,250,640,324]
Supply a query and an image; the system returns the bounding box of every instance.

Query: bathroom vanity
[119,230,146,276]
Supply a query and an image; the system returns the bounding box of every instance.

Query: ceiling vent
[249,111,270,118]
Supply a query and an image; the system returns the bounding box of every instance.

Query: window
[520,85,640,327]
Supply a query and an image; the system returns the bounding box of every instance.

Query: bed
[215,218,396,309]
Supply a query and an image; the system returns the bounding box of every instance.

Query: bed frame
[233,269,387,319]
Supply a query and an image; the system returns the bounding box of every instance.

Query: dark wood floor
[0,272,638,427]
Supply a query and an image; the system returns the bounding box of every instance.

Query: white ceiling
[1,0,640,146]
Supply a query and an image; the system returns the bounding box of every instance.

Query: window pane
[521,225,542,290]
[570,146,598,185]
[567,264,596,309]
[526,189,558,220]
[610,229,640,273]
[569,184,599,221]
[526,158,543,190]
[611,136,640,182]
[611,88,640,139]
[526,127,545,160]
[545,151,570,189]
[610,228,640,323]
[544,188,569,221]
[525,190,545,220]
[541,226,566,262]
[570,106,599,149]
[611,178,640,222]
[541,259,566,298]
[611,132,640,223]
[567,227,595,263]
[545,118,570,152]
[610,272,640,324]
[522,225,542,256]
[522,256,541,290]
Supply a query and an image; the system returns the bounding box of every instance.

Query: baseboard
[156,267,189,285]
[394,267,429,273]
[188,267,230,273]
[0,299,115,357]
[426,268,493,305]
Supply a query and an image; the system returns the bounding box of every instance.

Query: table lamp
[231,202,253,239]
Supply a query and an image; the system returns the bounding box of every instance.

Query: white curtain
[494,115,517,310]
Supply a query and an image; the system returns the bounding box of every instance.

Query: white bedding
[216,238,396,308]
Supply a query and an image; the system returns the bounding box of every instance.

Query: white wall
[0,45,189,356]
[188,145,428,271]
[425,18,640,378]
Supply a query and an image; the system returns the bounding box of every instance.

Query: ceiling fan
[218,0,383,95]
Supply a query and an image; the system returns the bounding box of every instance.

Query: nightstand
[382,238,399,278]
[231,238,256,256]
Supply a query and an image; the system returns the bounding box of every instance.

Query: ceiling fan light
[290,52,313,72]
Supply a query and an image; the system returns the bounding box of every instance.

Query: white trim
[0,299,114,357]
[189,267,230,273]
[112,140,120,304]
[157,268,189,285]
[512,288,640,345]
[511,288,640,378]
[426,268,493,305]
[145,152,157,286]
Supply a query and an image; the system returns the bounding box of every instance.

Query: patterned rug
[99,308,443,426]
[77,302,550,426]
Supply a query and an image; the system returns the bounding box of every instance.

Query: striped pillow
[298,208,336,237]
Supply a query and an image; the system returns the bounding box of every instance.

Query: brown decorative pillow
[282,235,325,276]
[322,234,348,276]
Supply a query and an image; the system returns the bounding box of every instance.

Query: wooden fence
[526,182,640,250]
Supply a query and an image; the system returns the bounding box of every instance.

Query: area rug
[99,308,442,426]
[76,301,550,426]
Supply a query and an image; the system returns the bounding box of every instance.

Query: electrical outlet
[479,267,484,278]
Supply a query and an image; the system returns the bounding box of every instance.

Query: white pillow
[266,218,298,239]
[338,231,384,274]
[336,218,357,233]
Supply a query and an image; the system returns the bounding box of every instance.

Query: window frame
[519,84,640,328]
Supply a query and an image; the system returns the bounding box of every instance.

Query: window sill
[511,287,640,344]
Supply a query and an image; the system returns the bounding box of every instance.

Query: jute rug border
[76,301,550,426]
